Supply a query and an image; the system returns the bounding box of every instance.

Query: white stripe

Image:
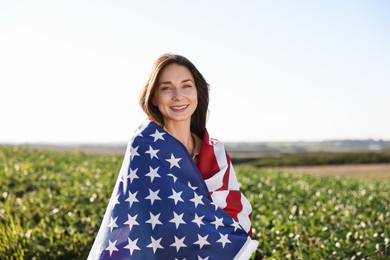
[204,170,224,192]
[228,162,240,190]
[233,237,259,260]
[236,194,253,233]
[210,190,229,209]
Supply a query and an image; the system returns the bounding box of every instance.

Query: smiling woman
[89,53,258,259]
[152,64,199,154]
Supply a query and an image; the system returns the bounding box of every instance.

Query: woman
[89,54,258,260]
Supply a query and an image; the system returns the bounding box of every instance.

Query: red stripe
[197,130,220,180]
[248,213,253,237]
[224,191,243,221]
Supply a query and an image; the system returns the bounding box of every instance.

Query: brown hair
[140,53,209,139]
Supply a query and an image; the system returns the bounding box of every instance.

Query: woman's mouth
[170,105,189,111]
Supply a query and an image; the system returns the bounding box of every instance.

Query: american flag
[88,120,258,260]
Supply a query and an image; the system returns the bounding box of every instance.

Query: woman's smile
[170,104,189,111]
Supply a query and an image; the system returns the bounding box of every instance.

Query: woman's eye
[183,85,192,88]
[161,86,171,91]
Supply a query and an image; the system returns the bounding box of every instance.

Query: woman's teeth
[171,105,188,110]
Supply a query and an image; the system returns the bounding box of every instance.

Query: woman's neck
[163,121,194,154]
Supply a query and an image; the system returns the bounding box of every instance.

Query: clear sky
[1,0,389,143]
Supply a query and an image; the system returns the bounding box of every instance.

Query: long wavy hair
[140,53,209,139]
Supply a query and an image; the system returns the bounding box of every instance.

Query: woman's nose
[172,88,184,100]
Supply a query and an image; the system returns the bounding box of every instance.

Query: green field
[0,146,389,259]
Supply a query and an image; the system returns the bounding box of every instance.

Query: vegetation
[232,151,390,167]
[0,146,389,259]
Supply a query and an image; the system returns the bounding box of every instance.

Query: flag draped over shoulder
[88,120,258,260]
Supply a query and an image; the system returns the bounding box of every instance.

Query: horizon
[2,138,390,146]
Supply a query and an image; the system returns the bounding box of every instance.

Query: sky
[1,0,389,143]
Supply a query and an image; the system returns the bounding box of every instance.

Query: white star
[210,201,219,211]
[145,145,159,159]
[127,168,139,183]
[134,127,143,138]
[166,153,182,169]
[107,216,118,232]
[217,233,231,248]
[150,129,165,142]
[211,216,224,230]
[168,189,184,205]
[119,171,126,183]
[188,182,198,191]
[231,221,241,232]
[130,145,140,160]
[147,236,164,253]
[123,213,139,230]
[145,189,161,205]
[105,239,119,256]
[192,213,205,228]
[170,236,187,252]
[110,193,121,209]
[145,166,161,182]
[146,212,163,230]
[124,237,140,255]
[190,193,204,208]
[198,257,209,260]
[194,234,210,249]
[167,173,178,183]
[169,211,186,229]
[125,191,139,207]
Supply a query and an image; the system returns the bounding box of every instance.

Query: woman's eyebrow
[182,79,194,83]
[158,81,172,86]
[159,79,194,85]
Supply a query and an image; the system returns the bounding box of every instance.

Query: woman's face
[153,63,198,128]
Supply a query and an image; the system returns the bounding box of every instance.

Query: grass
[0,146,389,259]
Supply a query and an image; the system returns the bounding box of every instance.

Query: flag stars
[166,153,182,169]
[194,234,210,249]
[145,189,161,205]
[150,129,165,142]
[210,201,219,211]
[105,239,119,256]
[124,237,140,255]
[146,212,163,230]
[130,145,140,160]
[211,216,224,230]
[167,173,178,183]
[192,213,205,228]
[231,221,241,232]
[145,145,159,159]
[110,193,121,209]
[168,189,184,205]
[190,193,204,208]
[107,216,118,232]
[147,236,164,253]
[170,236,187,252]
[188,182,198,191]
[125,191,139,207]
[133,127,143,139]
[127,168,139,183]
[123,214,139,230]
[145,166,161,182]
[217,233,231,248]
[170,211,186,229]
